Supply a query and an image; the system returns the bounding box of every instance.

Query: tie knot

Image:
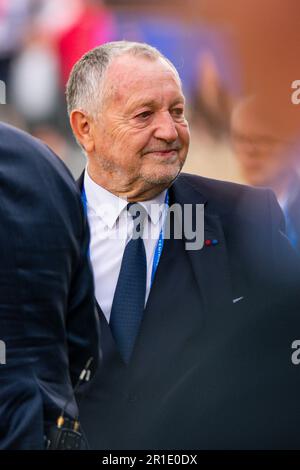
[127,202,148,238]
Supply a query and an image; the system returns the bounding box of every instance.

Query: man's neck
[86,166,172,202]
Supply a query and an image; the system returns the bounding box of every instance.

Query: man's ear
[70,110,95,153]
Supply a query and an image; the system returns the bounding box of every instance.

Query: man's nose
[153,111,178,142]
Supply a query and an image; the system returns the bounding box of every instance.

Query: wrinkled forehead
[103,54,183,107]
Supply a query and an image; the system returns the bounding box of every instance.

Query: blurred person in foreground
[67,41,300,449]
[231,95,300,252]
[0,123,100,449]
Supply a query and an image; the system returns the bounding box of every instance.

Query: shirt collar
[83,169,167,229]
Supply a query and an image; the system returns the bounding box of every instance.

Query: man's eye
[136,111,152,119]
[172,108,184,117]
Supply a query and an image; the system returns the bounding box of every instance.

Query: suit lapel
[170,175,233,315]
[187,212,233,314]
[77,171,84,192]
[96,301,123,364]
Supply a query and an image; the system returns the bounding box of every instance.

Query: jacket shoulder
[0,122,76,190]
[180,172,268,199]
[178,172,274,216]
[0,123,78,197]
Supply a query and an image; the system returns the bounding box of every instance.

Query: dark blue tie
[110,203,147,364]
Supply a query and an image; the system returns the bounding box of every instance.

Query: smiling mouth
[146,149,179,156]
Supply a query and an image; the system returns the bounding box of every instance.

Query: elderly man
[0,123,100,449]
[67,41,300,450]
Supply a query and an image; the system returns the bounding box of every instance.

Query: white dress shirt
[83,170,168,323]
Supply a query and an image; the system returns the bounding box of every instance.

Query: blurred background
[1,0,300,248]
[0,0,242,180]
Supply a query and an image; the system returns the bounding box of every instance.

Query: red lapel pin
[205,239,219,246]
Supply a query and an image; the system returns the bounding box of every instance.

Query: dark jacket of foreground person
[0,123,100,449]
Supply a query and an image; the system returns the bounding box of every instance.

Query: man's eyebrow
[126,99,157,112]
[127,97,185,113]
[171,97,185,105]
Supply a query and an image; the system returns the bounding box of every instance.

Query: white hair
[66,40,181,119]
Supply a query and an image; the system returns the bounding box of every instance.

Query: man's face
[89,54,190,197]
[231,103,294,187]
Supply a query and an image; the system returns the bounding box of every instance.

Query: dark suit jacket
[77,171,300,449]
[0,123,100,450]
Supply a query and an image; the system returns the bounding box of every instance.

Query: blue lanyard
[81,186,88,214]
[81,187,169,287]
[151,190,169,285]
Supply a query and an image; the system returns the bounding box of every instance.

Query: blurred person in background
[57,0,116,86]
[7,0,116,177]
[231,95,300,252]
[192,51,233,141]
[183,48,241,182]
[0,0,36,94]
